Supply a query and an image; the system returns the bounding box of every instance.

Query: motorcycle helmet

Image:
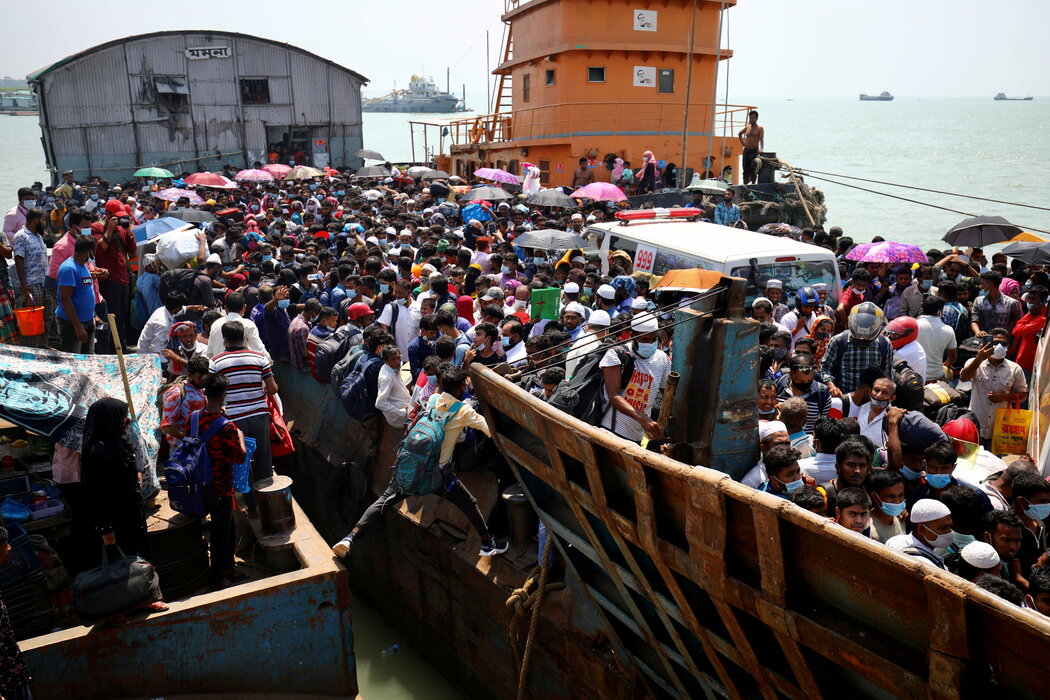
[885,316,918,349]
[795,286,819,309]
[848,302,886,342]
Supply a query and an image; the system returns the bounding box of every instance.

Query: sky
[1,0,1047,100]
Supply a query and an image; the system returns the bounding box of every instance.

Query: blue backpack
[339,354,383,421]
[392,400,463,496]
[165,410,229,518]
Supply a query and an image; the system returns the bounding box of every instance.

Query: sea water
[2,97,1047,251]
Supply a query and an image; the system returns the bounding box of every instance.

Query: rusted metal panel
[41,51,132,128]
[123,34,187,76]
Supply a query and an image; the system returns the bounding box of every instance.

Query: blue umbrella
[133,217,190,243]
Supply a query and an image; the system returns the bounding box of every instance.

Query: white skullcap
[909,498,951,524]
[631,297,649,310]
[205,253,221,265]
[571,256,587,264]
[384,226,396,235]
[751,296,771,307]
[759,421,787,440]
[631,313,659,333]
[586,214,597,222]
[765,279,783,290]
[365,236,379,245]
[571,213,584,221]
[596,284,616,300]
[422,188,431,194]
[961,541,1000,569]
[563,302,586,316]
[400,229,412,237]
[429,271,443,280]
[588,310,611,327]
[563,282,580,293]
[812,283,828,291]
[421,264,437,275]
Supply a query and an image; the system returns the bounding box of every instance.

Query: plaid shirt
[197,409,246,498]
[970,293,1021,333]
[714,201,741,226]
[819,331,895,393]
[288,313,312,372]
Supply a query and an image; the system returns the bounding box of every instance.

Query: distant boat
[859,91,894,101]
[363,74,467,113]
[994,92,1033,101]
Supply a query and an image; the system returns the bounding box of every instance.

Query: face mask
[772,347,787,360]
[792,380,813,392]
[379,283,390,294]
[815,331,831,340]
[514,300,527,310]
[251,205,260,212]
[1027,302,1040,312]
[262,255,272,262]
[90,194,99,201]
[926,473,952,489]
[952,532,976,550]
[900,465,924,481]
[758,406,777,416]
[991,343,1008,360]
[922,525,955,550]
[81,227,93,237]
[583,286,593,295]
[869,397,889,409]
[533,256,544,266]
[277,298,290,309]
[920,279,933,290]
[501,265,510,275]
[1024,503,1050,521]
[21,200,35,209]
[635,340,658,358]
[879,499,906,517]
[501,335,513,347]
[782,478,803,493]
[336,190,345,196]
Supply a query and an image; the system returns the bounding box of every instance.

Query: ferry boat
[995,92,1034,101]
[859,91,894,101]
[363,74,465,113]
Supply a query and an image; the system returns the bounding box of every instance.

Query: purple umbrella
[474,167,519,186]
[845,241,928,264]
[155,188,204,205]
[235,168,275,183]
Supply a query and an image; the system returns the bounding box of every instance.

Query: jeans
[229,413,272,484]
[58,317,96,354]
[351,475,490,541]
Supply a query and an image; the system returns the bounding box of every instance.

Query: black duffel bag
[73,545,162,621]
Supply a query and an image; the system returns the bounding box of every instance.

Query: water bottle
[380,644,401,658]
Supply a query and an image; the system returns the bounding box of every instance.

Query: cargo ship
[859,91,894,101]
[363,74,466,113]
[995,92,1033,101]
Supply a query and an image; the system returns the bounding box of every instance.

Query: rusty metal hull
[21,498,357,700]
[469,364,1050,700]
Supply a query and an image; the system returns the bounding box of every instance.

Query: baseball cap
[104,199,126,216]
[481,288,505,301]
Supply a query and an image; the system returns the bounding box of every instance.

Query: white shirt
[599,347,671,442]
[378,299,421,358]
[138,306,178,356]
[894,341,927,383]
[742,460,766,489]
[780,310,816,343]
[798,452,837,484]
[376,363,412,428]
[566,335,601,378]
[858,405,888,448]
[915,314,957,381]
[505,340,528,367]
[206,311,271,361]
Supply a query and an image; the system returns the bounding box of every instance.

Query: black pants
[99,279,130,349]
[207,487,235,587]
[743,147,759,184]
[352,476,490,541]
[58,317,96,354]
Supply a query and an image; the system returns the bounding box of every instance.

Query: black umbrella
[1001,242,1050,266]
[355,165,391,178]
[942,215,1024,247]
[354,149,385,161]
[526,189,578,209]
[162,210,216,224]
[459,186,513,202]
[511,229,588,250]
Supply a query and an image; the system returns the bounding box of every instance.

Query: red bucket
[13,305,45,337]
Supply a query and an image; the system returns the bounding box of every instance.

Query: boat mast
[704,0,727,185]
[678,0,698,188]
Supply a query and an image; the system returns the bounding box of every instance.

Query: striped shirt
[209,348,272,420]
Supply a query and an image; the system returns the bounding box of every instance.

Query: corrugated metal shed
[28,31,368,183]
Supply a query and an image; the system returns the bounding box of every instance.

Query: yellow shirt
[431,391,491,466]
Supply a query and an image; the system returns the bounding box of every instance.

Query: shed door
[658,69,674,94]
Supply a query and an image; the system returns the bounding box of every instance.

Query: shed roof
[26,30,369,85]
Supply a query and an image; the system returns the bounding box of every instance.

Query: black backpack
[548,342,634,425]
[313,325,362,384]
[159,268,200,304]
[330,340,366,400]
[892,360,925,412]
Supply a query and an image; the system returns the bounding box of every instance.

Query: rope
[505,535,561,699]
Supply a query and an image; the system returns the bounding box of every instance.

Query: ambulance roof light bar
[614,208,704,224]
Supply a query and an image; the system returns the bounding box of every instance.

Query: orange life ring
[470,118,483,144]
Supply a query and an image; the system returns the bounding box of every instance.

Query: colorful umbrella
[459,186,513,202]
[132,217,192,243]
[757,222,803,237]
[154,188,204,205]
[474,167,519,186]
[1009,231,1050,243]
[569,182,628,202]
[284,166,324,180]
[262,164,292,177]
[654,268,725,293]
[183,172,231,188]
[845,241,928,264]
[234,169,275,183]
[133,166,174,178]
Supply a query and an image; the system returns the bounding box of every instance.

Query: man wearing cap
[568,212,585,235]
[763,280,790,322]
[594,284,618,317]
[91,199,137,349]
[947,541,1003,582]
[561,302,587,341]
[599,314,671,442]
[741,420,792,488]
[886,498,955,569]
[561,282,591,322]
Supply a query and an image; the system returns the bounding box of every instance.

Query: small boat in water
[995,92,1034,101]
[859,91,894,101]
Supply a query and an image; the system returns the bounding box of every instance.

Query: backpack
[392,400,464,495]
[159,268,200,305]
[892,360,925,412]
[548,342,634,424]
[314,325,362,384]
[164,410,229,519]
[330,339,365,400]
[339,354,383,421]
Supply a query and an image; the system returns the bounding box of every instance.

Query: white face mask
[991,343,1008,360]
[21,200,36,209]
[922,524,955,550]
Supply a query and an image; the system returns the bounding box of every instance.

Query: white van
[588,211,841,300]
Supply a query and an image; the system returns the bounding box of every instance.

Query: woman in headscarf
[660,162,678,190]
[807,315,836,369]
[1000,277,1021,300]
[163,321,207,377]
[611,158,625,183]
[638,151,658,194]
[456,295,477,326]
[522,165,542,197]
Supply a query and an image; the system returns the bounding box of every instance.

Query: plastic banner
[991,406,1032,456]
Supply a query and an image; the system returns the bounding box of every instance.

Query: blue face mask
[879,499,906,517]
[277,298,290,309]
[1024,503,1050,521]
[900,465,924,481]
[501,335,512,347]
[336,190,345,196]
[262,255,273,262]
[81,227,93,237]
[380,283,390,294]
[635,340,658,358]
[583,286,593,295]
[1028,302,1040,312]
[533,256,545,265]
[501,265,510,275]
[782,478,803,493]
[90,193,99,201]
[926,473,952,489]
[920,279,933,290]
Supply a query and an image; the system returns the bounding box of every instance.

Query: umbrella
[685,178,729,195]
[943,215,1024,247]
[284,166,324,180]
[360,189,384,201]
[459,186,513,202]
[133,166,174,179]
[422,170,450,180]
[235,169,275,183]
[154,188,204,205]
[406,166,432,178]
[845,241,928,264]
[1001,242,1050,266]
[262,164,292,177]
[354,149,385,161]
[162,209,216,224]
[132,217,192,243]
[654,268,725,293]
[757,222,803,237]
[569,182,628,202]
[512,229,588,250]
[526,189,579,209]
[1009,231,1050,243]
[474,167,519,186]
[184,172,232,188]
[355,165,392,178]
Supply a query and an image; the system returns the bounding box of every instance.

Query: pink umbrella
[235,169,275,183]
[154,188,204,205]
[183,172,232,188]
[474,167,520,186]
[569,182,628,202]
[845,241,928,264]
[262,164,292,177]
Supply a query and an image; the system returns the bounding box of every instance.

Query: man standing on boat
[599,314,671,442]
[738,110,764,185]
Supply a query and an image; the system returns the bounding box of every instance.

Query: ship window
[538,160,550,181]
[240,79,271,104]
[545,69,555,86]
[587,67,606,83]
[522,74,530,103]
[658,69,674,94]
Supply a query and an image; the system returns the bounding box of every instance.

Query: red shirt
[197,410,246,499]
[90,220,136,285]
[1012,310,1046,370]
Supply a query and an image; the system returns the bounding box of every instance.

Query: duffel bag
[73,545,162,621]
